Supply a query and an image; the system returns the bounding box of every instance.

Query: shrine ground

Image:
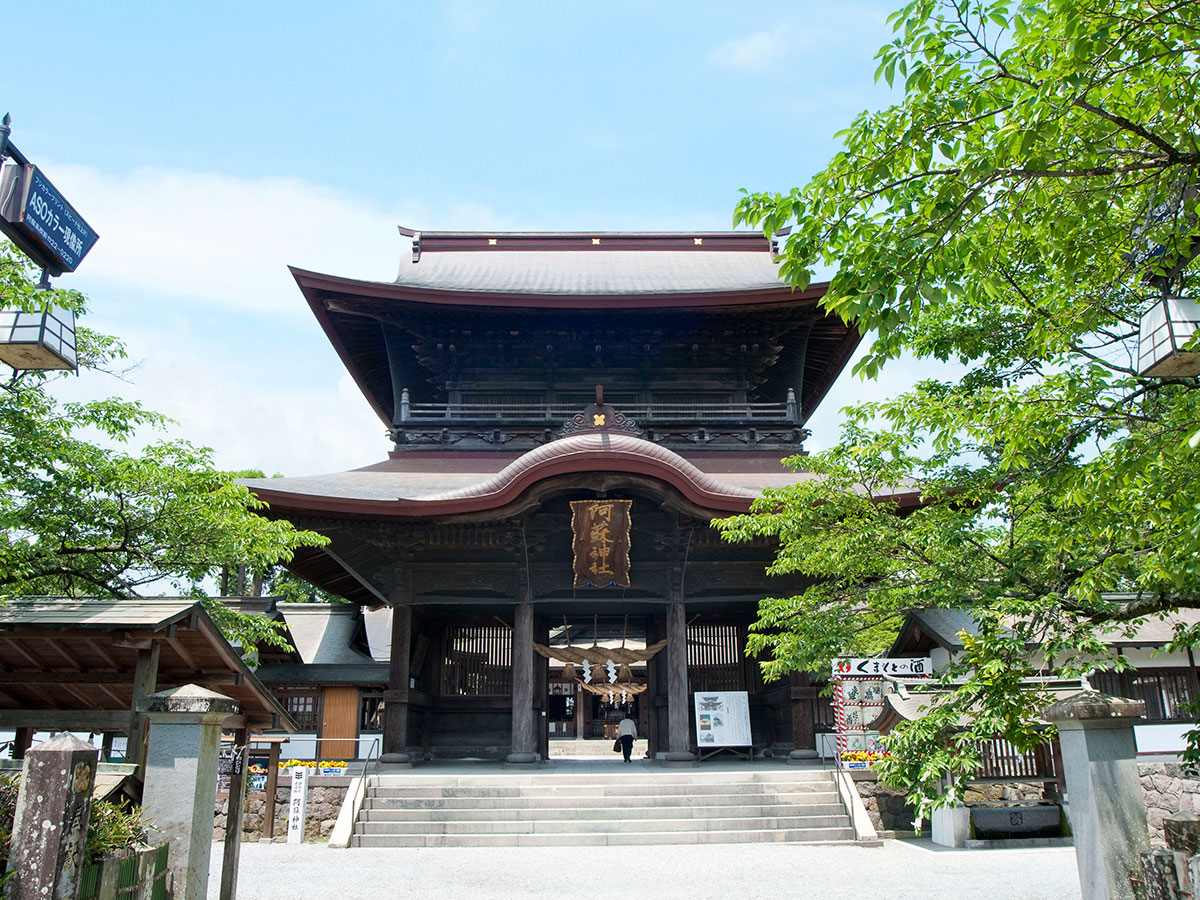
[210,839,1081,899]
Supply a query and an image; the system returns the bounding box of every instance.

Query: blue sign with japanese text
[0,164,98,274]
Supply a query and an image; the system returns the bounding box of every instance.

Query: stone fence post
[5,733,98,900]
[1044,691,1149,900]
[138,684,239,900]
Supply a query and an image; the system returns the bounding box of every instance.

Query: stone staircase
[351,768,855,847]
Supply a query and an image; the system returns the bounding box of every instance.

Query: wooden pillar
[507,602,538,764]
[12,727,34,759]
[129,643,160,772]
[381,603,413,765]
[535,615,549,761]
[665,601,694,762]
[219,728,249,900]
[574,682,585,738]
[263,741,281,840]
[788,672,819,763]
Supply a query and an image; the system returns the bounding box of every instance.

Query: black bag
[613,738,622,752]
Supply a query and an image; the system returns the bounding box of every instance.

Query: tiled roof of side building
[276,603,377,666]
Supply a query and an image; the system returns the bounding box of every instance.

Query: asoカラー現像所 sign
[0,164,98,275]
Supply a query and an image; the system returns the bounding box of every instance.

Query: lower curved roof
[240,433,815,520]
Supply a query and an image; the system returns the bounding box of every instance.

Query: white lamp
[0,306,77,370]
[1138,296,1200,377]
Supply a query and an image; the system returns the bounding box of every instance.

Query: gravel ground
[209,839,1081,900]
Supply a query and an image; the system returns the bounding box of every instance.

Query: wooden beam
[112,632,156,651]
[96,684,126,707]
[166,636,201,673]
[2,637,48,670]
[62,684,102,710]
[85,638,123,671]
[0,671,126,685]
[0,710,134,730]
[43,637,87,671]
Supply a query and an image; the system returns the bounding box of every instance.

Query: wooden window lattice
[441,624,514,696]
[1090,668,1196,723]
[686,623,746,693]
[276,690,320,731]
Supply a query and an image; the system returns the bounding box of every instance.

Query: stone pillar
[381,602,413,765]
[1044,691,1149,900]
[665,601,694,763]
[788,672,819,763]
[7,733,98,900]
[507,601,538,764]
[139,684,239,900]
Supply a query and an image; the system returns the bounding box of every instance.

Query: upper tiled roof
[393,250,787,296]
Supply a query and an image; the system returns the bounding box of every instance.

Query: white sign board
[693,691,752,748]
[834,657,933,678]
[286,765,309,844]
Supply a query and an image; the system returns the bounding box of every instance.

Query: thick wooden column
[788,672,819,763]
[665,601,695,763]
[128,643,160,772]
[507,602,538,764]
[535,615,549,761]
[381,602,413,765]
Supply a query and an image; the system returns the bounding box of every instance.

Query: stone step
[371,770,833,787]
[366,781,834,800]
[361,790,840,810]
[548,739,650,758]
[355,814,851,836]
[359,801,845,822]
[351,827,856,848]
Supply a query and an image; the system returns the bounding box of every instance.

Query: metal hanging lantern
[1139,296,1200,377]
[0,305,76,370]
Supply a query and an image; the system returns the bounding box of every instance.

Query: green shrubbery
[0,772,154,877]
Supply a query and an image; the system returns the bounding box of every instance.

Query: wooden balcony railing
[401,400,796,423]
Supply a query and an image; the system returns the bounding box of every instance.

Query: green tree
[0,241,328,650]
[720,0,1200,822]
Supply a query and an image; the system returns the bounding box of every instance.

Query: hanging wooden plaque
[570,499,632,588]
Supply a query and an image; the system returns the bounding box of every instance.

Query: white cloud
[44,166,405,316]
[710,27,792,70]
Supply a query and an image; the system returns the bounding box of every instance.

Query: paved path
[210,839,1081,900]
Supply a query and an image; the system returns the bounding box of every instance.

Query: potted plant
[318,760,348,776]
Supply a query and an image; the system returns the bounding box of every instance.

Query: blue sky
[4,1,934,476]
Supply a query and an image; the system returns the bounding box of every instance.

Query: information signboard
[692,691,751,748]
[0,163,99,275]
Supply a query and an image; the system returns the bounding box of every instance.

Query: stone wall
[1139,762,1200,845]
[213,775,350,843]
[850,772,916,835]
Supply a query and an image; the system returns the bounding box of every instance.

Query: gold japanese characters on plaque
[570,499,632,588]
